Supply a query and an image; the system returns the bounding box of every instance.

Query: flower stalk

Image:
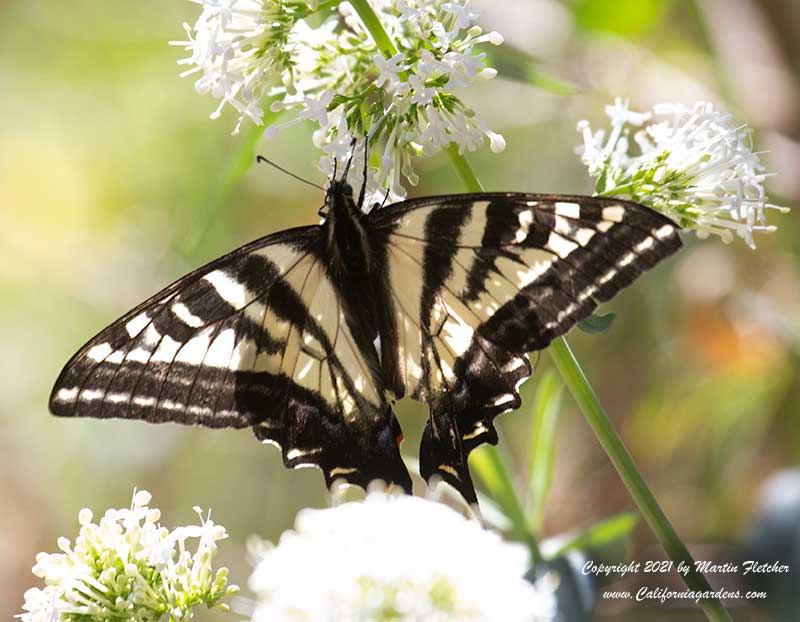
[549,338,732,622]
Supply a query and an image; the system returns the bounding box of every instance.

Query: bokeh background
[1,0,798,619]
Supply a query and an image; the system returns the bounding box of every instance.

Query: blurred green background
[1,0,798,619]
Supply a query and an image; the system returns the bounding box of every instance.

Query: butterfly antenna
[256,155,325,191]
[340,137,358,181]
[357,135,369,208]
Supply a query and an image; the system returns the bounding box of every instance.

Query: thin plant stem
[347,3,732,620]
[549,338,732,622]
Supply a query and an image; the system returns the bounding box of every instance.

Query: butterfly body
[51,177,682,503]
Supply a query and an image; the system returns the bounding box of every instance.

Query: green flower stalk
[19,490,237,622]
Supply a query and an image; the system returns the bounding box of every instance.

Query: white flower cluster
[248,492,556,622]
[172,0,314,132]
[578,99,787,248]
[174,0,504,205]
[19,490,237,622]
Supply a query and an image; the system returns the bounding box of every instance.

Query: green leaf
[572,0,671,37]
[548,512,639,559]
[577,311,616,334]
[526,371,563,534]
[470,445,541,561]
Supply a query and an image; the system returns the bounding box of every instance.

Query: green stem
[349,0,400,56]
[298,0,340,18]
[471,445,542,563]
[348,3,731,620]
[549,338,731,622]
[598,182,636,197]
[446,143,482,192]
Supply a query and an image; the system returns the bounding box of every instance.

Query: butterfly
[50,159,681,504]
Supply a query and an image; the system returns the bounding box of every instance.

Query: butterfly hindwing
[369,193,681,501]
[50,226,409,491]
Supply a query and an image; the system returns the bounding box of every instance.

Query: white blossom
[578,99,788,248]
[175,0,505,206]
[171,0,317,132]
[248,491,556,622]
[18,490,237,622]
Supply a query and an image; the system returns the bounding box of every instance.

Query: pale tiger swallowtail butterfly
[50,168,681,503]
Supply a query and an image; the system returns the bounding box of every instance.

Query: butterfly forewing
[368,193,681,501]
[50,225,409,490]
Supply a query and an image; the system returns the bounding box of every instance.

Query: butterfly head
[320,143,362,221]
[323,178,359,220]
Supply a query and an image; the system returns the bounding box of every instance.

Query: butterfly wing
[50,226,409,490]
[368,193,682,501]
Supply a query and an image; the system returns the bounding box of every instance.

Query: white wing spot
[80,389,104,402]
[597,221,614,233]
[554,201,581,219]
[554,215,572,236]
[515,210,534,243]
[655,224,675,239]
[463,424,489,441]
[599,269,617,285]
[330,467,358,477]
[87,343,113,362]
[106,392,130,404]
[578,284,598,302]
[636,237,655,252]
[54,387,78,403]
[204,329,236,368]
[152,335,182,363]
[125,313,150,337]
[172,302,204,328]
[187,404,213,417]
[142,325,161,347]
[546,231,579,258]
[133,396,156,407]
[126,348,151,364]
[491,393,516,407]
[176,330,212,365]
[557,302,579,321]
[574,228,595,246]
[602,205,626,222]
[619,252,636,267]
[287,447,322,461]
[501,358,527,374]
[203,270,249,308]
